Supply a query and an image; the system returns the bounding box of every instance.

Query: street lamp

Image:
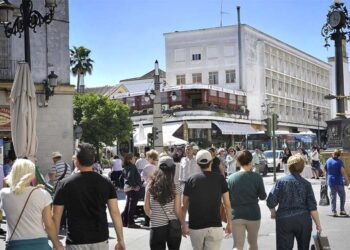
[42,70,58,103]
[152,60,163,152]
[321,0,350,117]
[0,0,57,68]
[171,91,177,101]
[313,107,322,147]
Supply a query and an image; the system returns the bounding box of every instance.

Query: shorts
[311,160,320,171]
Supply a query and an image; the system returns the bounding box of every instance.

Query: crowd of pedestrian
[0,143,349,249]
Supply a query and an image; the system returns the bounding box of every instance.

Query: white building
[164,24,340,133]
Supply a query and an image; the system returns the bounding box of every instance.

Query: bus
[244,132,317,152]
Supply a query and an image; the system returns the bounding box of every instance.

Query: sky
[69,0,348,88]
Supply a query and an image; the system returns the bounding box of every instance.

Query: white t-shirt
[111,158,122,171]
[311,151,320,161]
[141,163,156,186]
[0,187,52,241]
[135,158,148,171]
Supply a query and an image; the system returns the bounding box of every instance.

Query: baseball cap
[196,150,212,164]
[158,156,175,171]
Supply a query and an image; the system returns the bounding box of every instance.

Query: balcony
[0,59,16,81]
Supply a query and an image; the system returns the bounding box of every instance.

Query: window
[192,54,201,61]
[176,74,186,85]
[174,49,186,62]
[209,72,219,85]
[192,73,202,83]
[237,96,246,105]
[126,97,135,107]
[229,94,236,104]
[210,90,217,96]
[226,70,236,83]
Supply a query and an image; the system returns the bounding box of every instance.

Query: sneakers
[340,211,348,216]
[333,212,338,217]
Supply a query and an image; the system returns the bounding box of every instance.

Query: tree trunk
[77,73,80,93]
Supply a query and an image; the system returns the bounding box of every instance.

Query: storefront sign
[0,106,10,131]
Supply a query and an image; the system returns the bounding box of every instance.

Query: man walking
[179,145,201,191]
[49,151,72,186]
[182,149,232,250]
[53,143,125,250]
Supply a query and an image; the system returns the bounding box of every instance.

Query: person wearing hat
[144,156,185,249]
[48,151,72,186]
[182,150,232,250]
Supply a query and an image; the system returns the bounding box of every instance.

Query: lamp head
[154,60,159,76]
[0,0,16,23]
[171,91,177,101]
[48,71,58,87]
[150,89,156,100]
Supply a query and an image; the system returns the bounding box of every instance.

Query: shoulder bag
[160,203,181,238]
[8,187,39,241]
[54,163,68,191]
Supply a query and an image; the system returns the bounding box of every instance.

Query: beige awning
[213,121,256,135]
[187,121,212,129]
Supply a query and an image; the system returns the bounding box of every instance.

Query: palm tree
[70,46,94,93]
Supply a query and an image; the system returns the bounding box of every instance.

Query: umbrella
[10,62,37,162]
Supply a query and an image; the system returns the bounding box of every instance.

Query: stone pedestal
[321,149,350,181]
[326,117,350,150]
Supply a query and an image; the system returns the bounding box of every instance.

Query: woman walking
[121,153,142,228]
[110,155,123,189]
[144,156,185,250]
[325,149,349,217]
[267,154,322,249]
[282,147,292,175]
[0,159,63,250]
[227,150,267,250]
[226,147,237,176]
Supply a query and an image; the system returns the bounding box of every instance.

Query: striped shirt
[50,159,72,185]
[148,183,181,228]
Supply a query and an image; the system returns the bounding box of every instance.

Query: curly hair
[5,159,35,195]
[148,168,176,206]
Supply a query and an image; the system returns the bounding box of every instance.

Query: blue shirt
[325,157,344,186]
[267,174,317,219]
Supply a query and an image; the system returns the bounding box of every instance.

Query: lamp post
[0,0,57,68]
[321,0,350,117]
[313,107,322,147]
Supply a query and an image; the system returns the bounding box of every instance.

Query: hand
[36,184,45,189]
[115,240,126,250]
[224,221,232,235]
[270,209,276,219]
[54,242,64,250]
[181,223,189,238]
[133,186,140,192]
[316,224,322,234]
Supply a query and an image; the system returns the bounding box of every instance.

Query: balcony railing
[0,59,16,80]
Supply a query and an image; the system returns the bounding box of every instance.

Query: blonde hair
[5,159,35,194]
[333,149,341,158]
[147,149,159,161]
[287,154,305,174]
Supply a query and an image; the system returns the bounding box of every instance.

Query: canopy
[133,122,187,147]
[187,121,212,129]
[213,121,256,135]
[10,62,38,161]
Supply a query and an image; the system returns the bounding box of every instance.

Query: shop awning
[133,123,187,147]
[187,121,212,129]
[213,121,256,135]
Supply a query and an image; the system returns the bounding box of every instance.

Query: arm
[222,192,232,235]
[42,205,63,250]
[341,167,349,185]
[258,176,267,200]
[52,205,64,233]
[181,195,190,236]
[107,198,126,250]
[310,210,322,233]
[144,189,151,217]
[175,193,188,238]
[219,162,225,176]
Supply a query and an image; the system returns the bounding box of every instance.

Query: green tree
[70,46,94,93]
[73,93,133,158]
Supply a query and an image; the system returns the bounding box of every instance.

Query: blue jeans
[330,185,346,213]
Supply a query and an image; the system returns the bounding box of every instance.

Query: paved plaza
[0,172,349,249]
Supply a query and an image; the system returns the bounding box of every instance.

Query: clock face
[329,11,342,28]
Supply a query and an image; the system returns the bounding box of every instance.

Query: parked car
[263,150,284,172]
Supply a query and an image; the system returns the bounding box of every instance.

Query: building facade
[0,0,74,171]
[164,25,335,133]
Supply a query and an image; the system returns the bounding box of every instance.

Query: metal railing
[0,59,16,80]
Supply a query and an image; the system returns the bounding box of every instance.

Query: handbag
[8,187,39,241]
[311,232,331,250]
[160,204,181,238]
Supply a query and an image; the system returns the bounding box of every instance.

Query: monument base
[326,117,350,150]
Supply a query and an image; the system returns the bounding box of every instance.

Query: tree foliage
[70,46,94,92]
[73,93,132,151]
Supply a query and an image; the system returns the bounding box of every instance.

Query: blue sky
[69,0,346,87]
